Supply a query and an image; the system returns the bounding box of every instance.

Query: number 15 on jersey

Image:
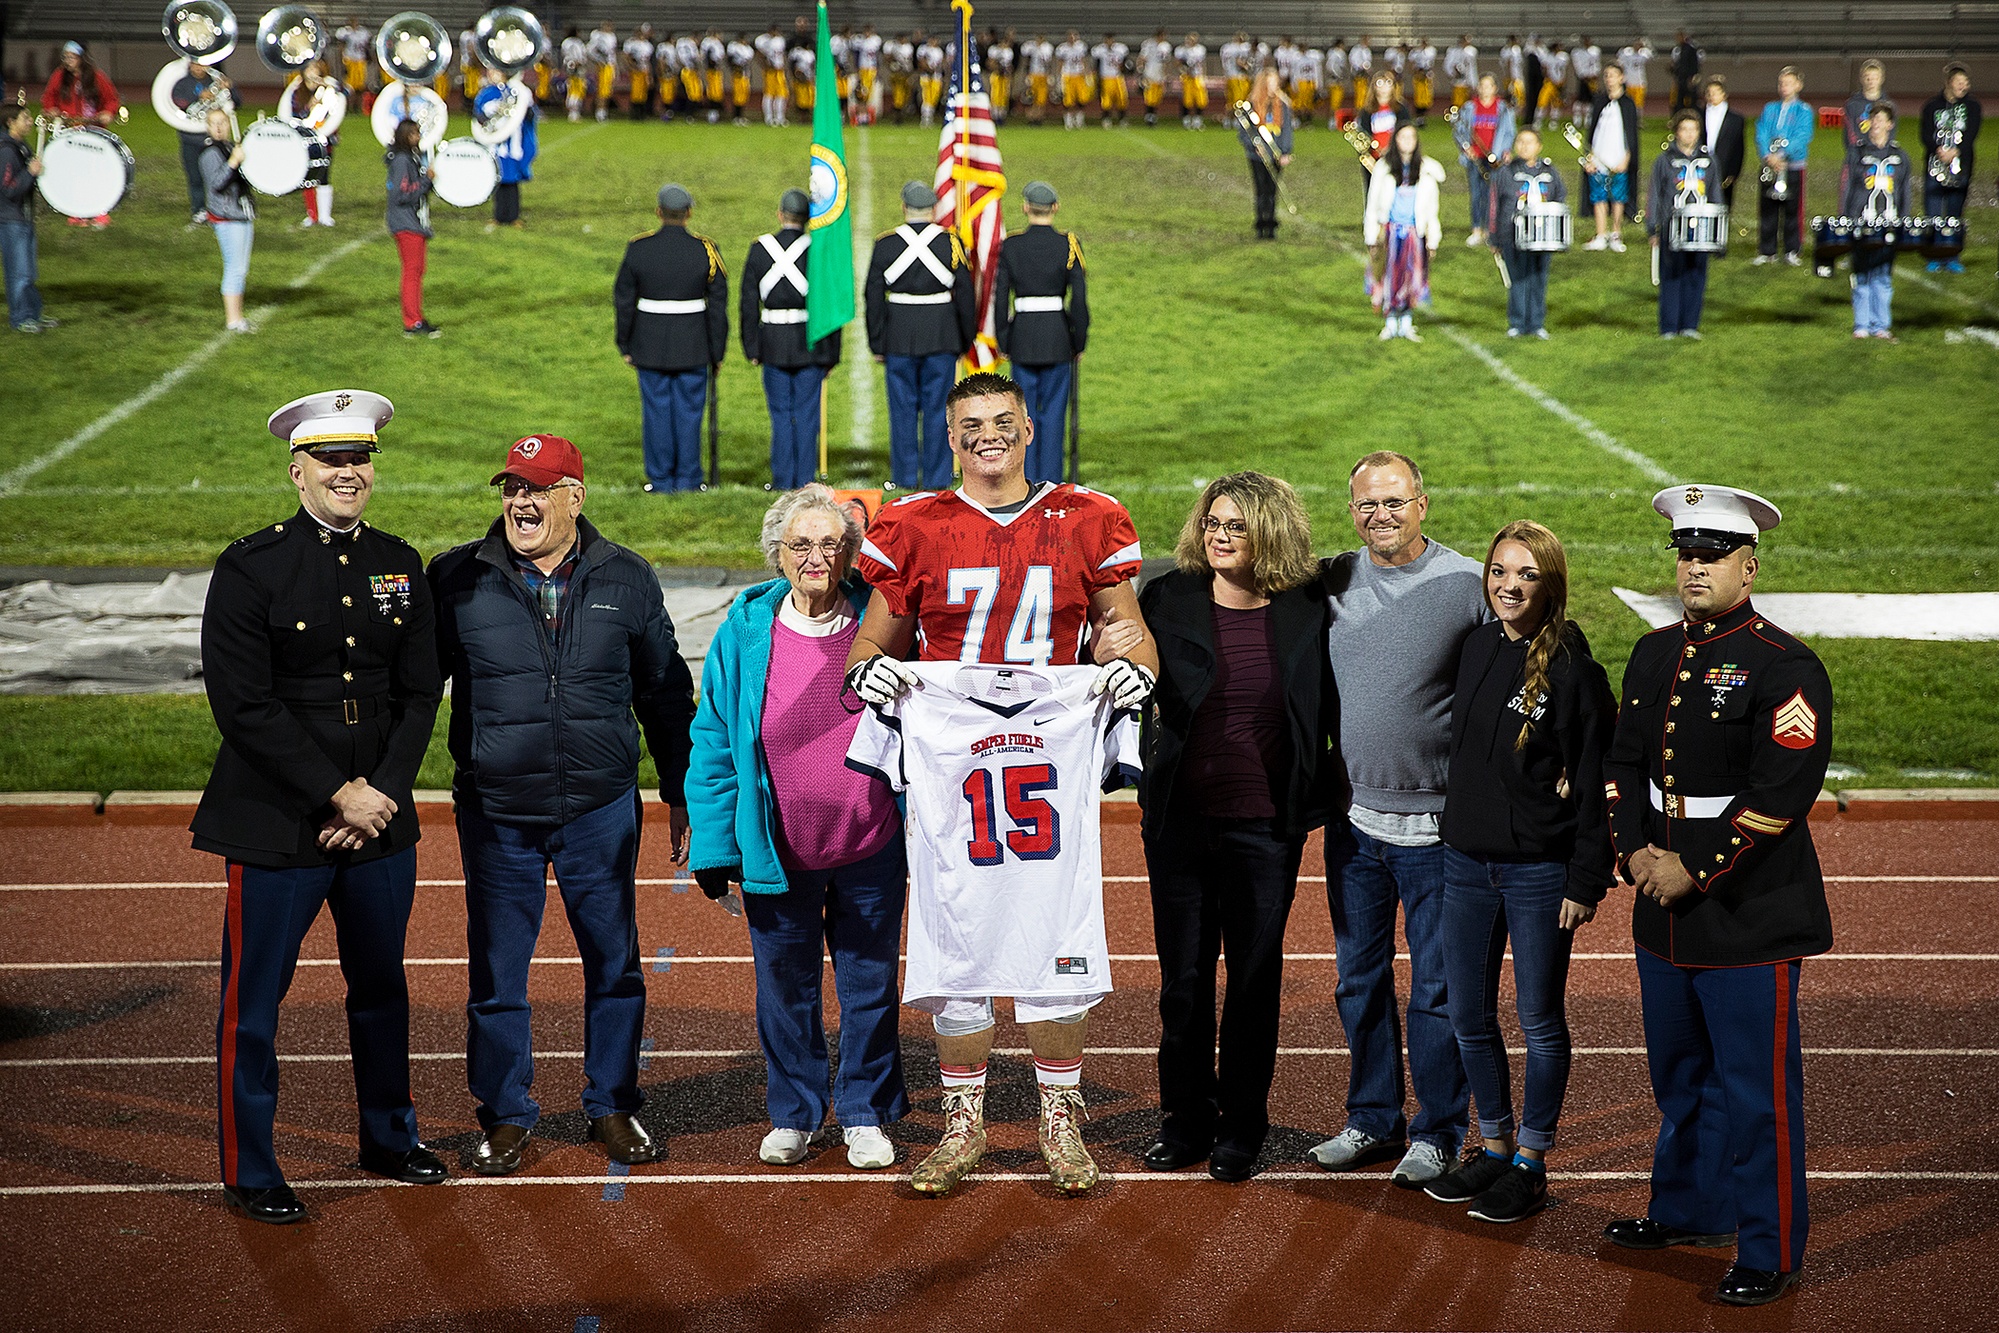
[963,763,1061,865]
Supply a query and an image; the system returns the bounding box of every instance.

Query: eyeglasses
[1350,497,1419,516]
[497,478,578,499]
[782,538,846,560]
[1200,517,1248,538]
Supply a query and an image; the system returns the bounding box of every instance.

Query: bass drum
[37,126,137,219]
[240,119,329,195]
[432,137,498,208]
[371,80,448,151]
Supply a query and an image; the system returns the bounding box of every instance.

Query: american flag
[933,31,1006,371]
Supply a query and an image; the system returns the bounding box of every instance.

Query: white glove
[846,653,919,705]
[1091,658,1155,710]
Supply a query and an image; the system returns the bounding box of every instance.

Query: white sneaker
[759,1127,812,1165]
[1308,1126,1395,1169]
[1391,1141,1451,1187]
[1378,321,1397,341]
[1752,254,1773,265]
[1507,327,1522,337]
[1784,252,1802,267]
[1608,234,1628,253]
[1465,230,1485,247]
[1584,234,1610,251]
[299,216,316,228]
[1535,329,1551,340]
[1399,319,1423,343]
[844,1125,895,1170]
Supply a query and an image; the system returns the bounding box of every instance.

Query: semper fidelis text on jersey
[1603,597,1835,967]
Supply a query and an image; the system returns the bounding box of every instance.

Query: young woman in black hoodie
[1424,519,1616,1223]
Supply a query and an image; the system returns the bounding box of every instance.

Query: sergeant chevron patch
[1736,809,1792,835]
[1772,690,1819,750]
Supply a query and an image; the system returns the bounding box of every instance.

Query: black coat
[427,516,696,825]
[1136,569,1339,843]
[863,222,976,357]
[191,509,442,868]
[0,135,36,225]
[995,223,1089,365]
[1603,597,1835,967]
[739,226,841,370]
[614,224,730,372]
[1702,107,1746,197]
[1919,91,1982,184]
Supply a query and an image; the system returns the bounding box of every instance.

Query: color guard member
[744,189,841,490]
[1601,484,1832,1308]
[996,181,1089,485]
[615,184,728,494]
[196,390,445,1224]
[865,181,975,491]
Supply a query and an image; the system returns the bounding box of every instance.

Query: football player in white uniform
[1175,33,1208,129]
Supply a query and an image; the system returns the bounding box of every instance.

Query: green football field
[3,103,1996,791]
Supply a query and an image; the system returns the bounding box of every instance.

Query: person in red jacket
[41,41,122,228]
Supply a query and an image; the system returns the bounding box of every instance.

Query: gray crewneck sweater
[1323,538,1491,824]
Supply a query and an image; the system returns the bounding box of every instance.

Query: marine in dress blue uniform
[614,183,729,493]
[863,179,975,489]
[1600,484,1833,1307]
[742,188,841,490]
[193,390,446,1224]
[994,180,1089,484]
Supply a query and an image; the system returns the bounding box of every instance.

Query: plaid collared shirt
[513,545,578,641]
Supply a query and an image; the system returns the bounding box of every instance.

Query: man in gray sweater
[1310,450,1490,1185]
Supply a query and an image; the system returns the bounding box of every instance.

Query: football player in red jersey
[845,370,1159,1195]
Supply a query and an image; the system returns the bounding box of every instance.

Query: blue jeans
[0,220,40,329]
[1467,165,1491,231]
[1659,246,1708,334]
[458,789,648,1131]
[762,362,828,490]
[883,351,955,489]
[1503,246,1550,333]
[1012,359,1071,484]
[1851,263,1893,333]
[1325,822,1467,1152]
[214,220,252,297]
[638,367,708,491]
[742,837,910,1131]
[1441,847,1574,1152]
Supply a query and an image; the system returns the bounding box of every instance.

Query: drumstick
[1493,247,1512,289]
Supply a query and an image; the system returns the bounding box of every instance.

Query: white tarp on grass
[1614,588,1999,641]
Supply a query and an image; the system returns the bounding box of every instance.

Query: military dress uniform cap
[901,179,936,209]
[266,389,395,455]
[658,183,694,212]
[779,187,810,216]
[491,434,585,488]
[1652,484,1781,552]
[1023,180,1059,207]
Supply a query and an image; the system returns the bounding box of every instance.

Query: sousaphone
[152,0,240,135]
[371,10,451,150]
[469,6,546,146]
[260,4,345,136]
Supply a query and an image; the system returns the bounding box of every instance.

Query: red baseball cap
[491,434,584,488]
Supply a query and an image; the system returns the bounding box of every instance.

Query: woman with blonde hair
[1236,67,1294,239]
[1422,519,1616,1222]
[1134,471,1338,1181]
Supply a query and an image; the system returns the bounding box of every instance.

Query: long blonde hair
[1485,520,1572,750]
[1174,471,1318,596]
[1250,68,1290,123]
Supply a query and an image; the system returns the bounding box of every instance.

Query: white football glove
[846,653,919,705]
[1091,658,1156,710]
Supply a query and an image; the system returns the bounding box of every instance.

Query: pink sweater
[762,614,899,873]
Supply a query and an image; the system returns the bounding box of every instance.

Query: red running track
[0,806,1994,1332]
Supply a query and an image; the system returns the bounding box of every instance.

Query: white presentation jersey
[1618,45,1653,85]
[846,663,1138,1003]
[1140,39,1171,82]
[1027,41,1053,76]
[1383,47,1406,74]
[1272,44,1298,82]
[1218,41,1248,79]
[1175,43,1207,77]
[1544,50,1570,84]
[1091,42,1127,79]
[1452,45,1479,83]
[987,42,1013,76]
[459,30,478,68]
[887,41,914,73]
[1056,41,1088,77]
[753,33,783,68]
[728,41,755,73]
[701,36,726,69]
[586,30,617,66]
[656,42,679,74]
[918,42,944,74]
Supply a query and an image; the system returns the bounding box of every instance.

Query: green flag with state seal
[807,1,854,345]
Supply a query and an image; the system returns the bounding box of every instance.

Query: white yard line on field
[1909,270,1999,321]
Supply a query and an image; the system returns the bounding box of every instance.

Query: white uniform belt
[1014,295,1065,312]
[886,291,952,305]
[1650,781,1731,819]
[637,297,708,314]
[759,308,809,324]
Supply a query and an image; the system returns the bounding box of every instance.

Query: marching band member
[199,107,255,334]
[1,103,48,334]
[170,61,232,226]
[1490,126,1565,339]
[742,190,840,491]
[1238,70,1294,242]
[1365,120,1444,342]
[625,25,656,121]
[1324,40,1348,120]
[560,27,587,122]
[1919,63,1979,272]
[1522,34,1547,123]
[1650,110,1719,339]
[1456,73,1515,246]
[1444,36,1476,112]
[283,61,339,228]
[1839,61,1891,203]
[917,32,945,128]
[1754,67,1816,266]
[1846,106,1911,340]
[384,119,438,338]
[1701,77,1747,212]
[1025,33,1054,125]
[1582,63,1640,251]
[1057,30,1090,131]
[334,15,371,100]
[476,67,536,230]
[1500,36,1525,111]
[1410,36,1437,123]
[616,184,729,494]
[754,23,787,128]
[996,181,1089,483]
[1360,70,1409,185]
[1141,29,1173,127]
[1571,37,1602,124]
[587,21,619,121]
[41,41,119,228]
[863,181,975,489]
[1220,32,1251,109]
[1093,32,1130,128]
[1618,37,1654,111]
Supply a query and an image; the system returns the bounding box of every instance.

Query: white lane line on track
[7,952,1996,970]
[5,874,1993,892]
[848,127,876,455]
[4,1169,1992,1197]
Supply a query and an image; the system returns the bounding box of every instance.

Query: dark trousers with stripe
[883,351,955,490]
[639,368,708,492]
[216,849,420,1188]
[1636,949,1809,1272]
[1012,359,1072,485]
[762,362,828,490]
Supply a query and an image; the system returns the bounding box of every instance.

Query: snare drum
[1919,215,1965,260]
[1513,202,1572,252]
[1810,215,1852,267]
[35,126,135,219]
[1669,202,1728,253]
[431,138,499,208]
[240,120,331,196]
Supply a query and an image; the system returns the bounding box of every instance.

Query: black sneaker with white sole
[1467,1164,1549,1223]
[1423,1151,1513,1204]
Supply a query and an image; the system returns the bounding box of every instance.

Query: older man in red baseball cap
[427,434,696,1176]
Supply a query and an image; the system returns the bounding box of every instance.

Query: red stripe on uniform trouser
[395,231,427,327]
[1771,963,1794,1271]
[219,862,244,1186]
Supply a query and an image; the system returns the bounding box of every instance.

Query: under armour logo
[1043,508,1069,519]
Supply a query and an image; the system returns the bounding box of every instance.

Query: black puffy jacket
[427,517,694,825]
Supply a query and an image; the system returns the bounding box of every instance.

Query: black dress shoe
[1602,1216,1736,1250]
[1207,1143,1260,1182]
[471,1124,531,1177]
[223,1183,306,1225]
[1716,1265,1798,1306]
[358,1143,449,1184]
[590,1112,664,1164]
[1143,1138,1212,1171]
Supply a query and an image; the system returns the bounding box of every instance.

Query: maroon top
[1175,601,1290,819]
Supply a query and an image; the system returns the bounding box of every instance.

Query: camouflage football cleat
[1038,1084,1098,1193]
[911,1084,987,1195]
